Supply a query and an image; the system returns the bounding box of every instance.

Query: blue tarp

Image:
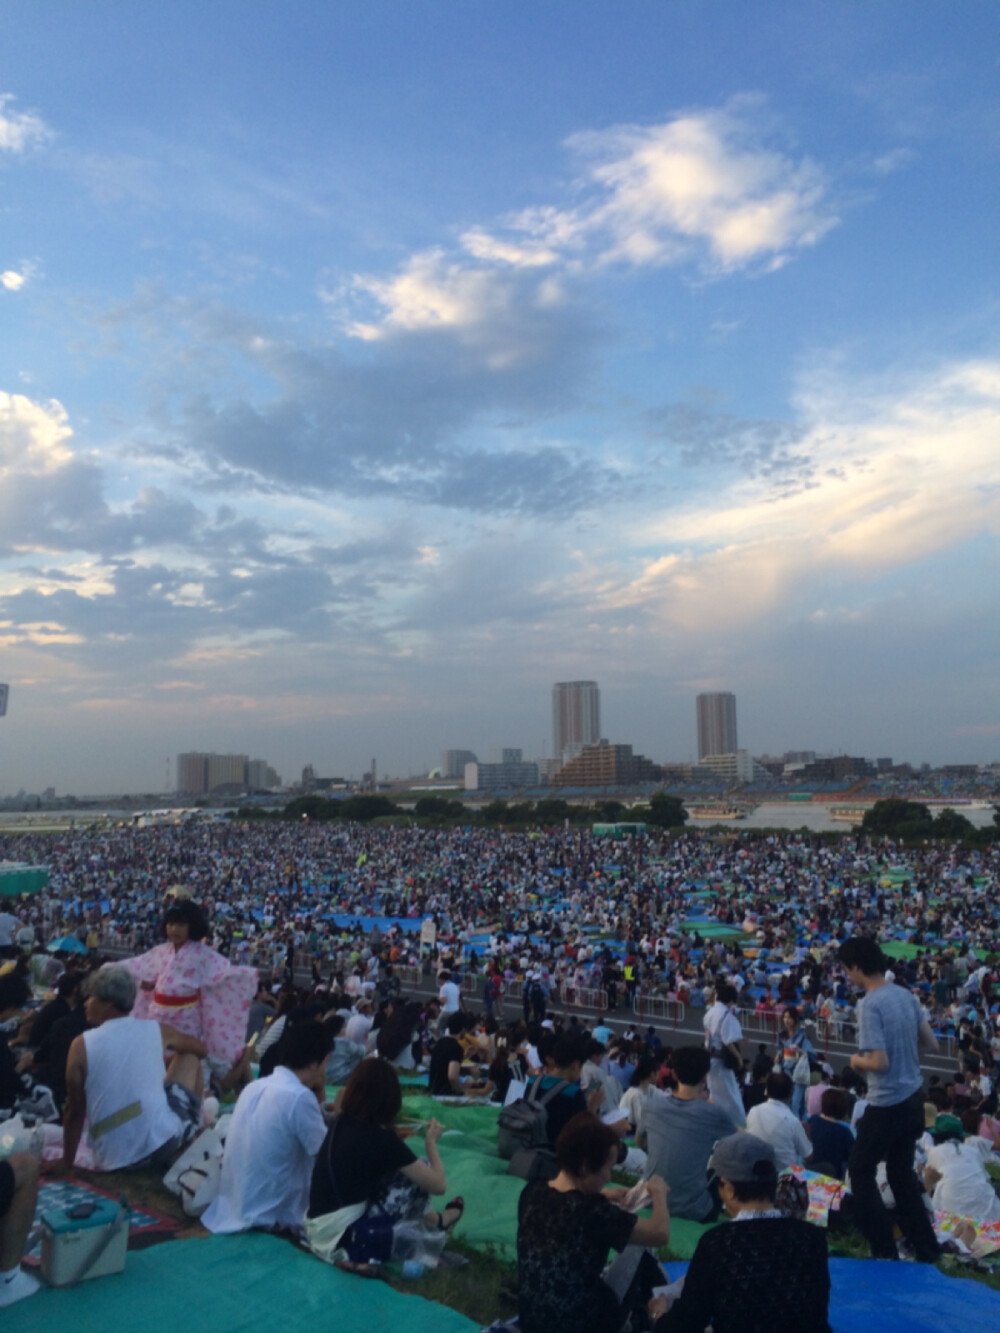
[664,1257,1000,1333]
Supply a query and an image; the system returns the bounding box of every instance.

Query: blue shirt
[856,982,923,1107]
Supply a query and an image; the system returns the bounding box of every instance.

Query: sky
[1,3,999,794]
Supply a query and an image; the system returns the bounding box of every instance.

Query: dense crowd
[2,819,999,1324]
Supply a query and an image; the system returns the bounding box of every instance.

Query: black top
[308,1114,416,1216]
[517,1181,636,1333]
[657,1216,831,1333]
[28,996,71,1049]
[428,1035,464,1094]
[0,1033,21,1111]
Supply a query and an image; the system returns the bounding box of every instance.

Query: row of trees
[860,798,1000,843]
[232,789,689,829]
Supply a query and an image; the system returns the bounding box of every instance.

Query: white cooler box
[40,1196,129,1287]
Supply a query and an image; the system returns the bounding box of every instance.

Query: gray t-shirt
[643,1093,738,1221]
[856,982,923,1107]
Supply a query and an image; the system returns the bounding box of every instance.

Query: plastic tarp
[664,1257,1000,1333]
[397,1092,716,1260]
[6,1231,477,1333]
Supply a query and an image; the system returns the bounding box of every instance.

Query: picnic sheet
[398,1092,717,1260]
[6,1231,477,1333]
[664,1258,1000,1333]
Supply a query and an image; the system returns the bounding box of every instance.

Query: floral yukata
[120,940,257,1065]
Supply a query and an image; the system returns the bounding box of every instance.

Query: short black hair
[555,1113,619,1177]
[729,1175,778,1204]
[766,1071,793,1102]
[0,973,30,1012]
[838,936,886,977]
[275,1019,333,1071]
[673,1045,711,1086]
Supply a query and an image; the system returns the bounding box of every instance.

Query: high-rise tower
[552,681,601,765]
[696,692,737,760]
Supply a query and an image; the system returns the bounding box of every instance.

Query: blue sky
[1,3,998,792]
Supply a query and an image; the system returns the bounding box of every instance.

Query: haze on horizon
[1,4,999,795]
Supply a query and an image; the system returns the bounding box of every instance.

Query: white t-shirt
[203,1066,327,1233]
[746,1098,812,1170]
[439,980,461,1015]
[926,1138,1000,1222]
[704,1001,742,1053]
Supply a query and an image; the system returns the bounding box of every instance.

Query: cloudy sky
[1,4,998,793]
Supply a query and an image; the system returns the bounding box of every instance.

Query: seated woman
[517,1112,669,1333]
[651,1133,830,1333]
[922,1112,1000,1222]
[306,1059,462,1271]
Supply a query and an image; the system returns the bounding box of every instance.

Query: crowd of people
[1,816,999,1325]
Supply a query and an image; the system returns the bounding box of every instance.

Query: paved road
[99,944,960,1080]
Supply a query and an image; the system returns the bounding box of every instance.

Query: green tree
[482,800,510,825]
[594,799,626,823]
[534,797,571,824]
[282,794,340,821]
[860,799,934,839]
[506,802,536,825]
[414,795,466,822]
[646,791,688,828]
[339,794,397,822]
[931,807,975,839]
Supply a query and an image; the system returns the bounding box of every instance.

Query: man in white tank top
[56,966,206,1173]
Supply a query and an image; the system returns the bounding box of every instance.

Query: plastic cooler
[39,1196,128,1287]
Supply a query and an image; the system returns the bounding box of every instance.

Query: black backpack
[497,1077,568,1160]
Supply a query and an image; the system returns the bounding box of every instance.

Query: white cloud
[0,93,50,154]
[565,101,836,271]
[1,262,36,292]
[612,357,1000,631]
[341,98,836,346]
[0,392,74,475]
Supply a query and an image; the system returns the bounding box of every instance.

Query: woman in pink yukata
[118,899,257,1089]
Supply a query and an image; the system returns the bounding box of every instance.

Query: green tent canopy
[0,863,49,896]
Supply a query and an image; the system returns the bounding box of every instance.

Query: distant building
[464,759,539,792]
[177,751,279,794]
[696,693,737,761]
[694,750,770,786]
[552,681,601,766]
[552,739,659,788]
[798,755,875,782]
[442,749,477,779]
[246,759,281,790]
[490,747,524,765]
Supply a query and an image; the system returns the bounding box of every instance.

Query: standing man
[838,936,940,1262]
[703,982,745,1127]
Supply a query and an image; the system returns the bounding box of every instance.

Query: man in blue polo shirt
[839,935,940,1262]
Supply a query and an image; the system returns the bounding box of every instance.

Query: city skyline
[1,6,999,793]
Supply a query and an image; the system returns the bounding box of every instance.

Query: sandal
[437,1196,465,1231]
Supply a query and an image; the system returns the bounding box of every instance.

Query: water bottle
[381,1258,426,1279]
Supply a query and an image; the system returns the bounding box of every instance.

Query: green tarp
[398,1092,716,1261]
[6,1232,477,1333]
